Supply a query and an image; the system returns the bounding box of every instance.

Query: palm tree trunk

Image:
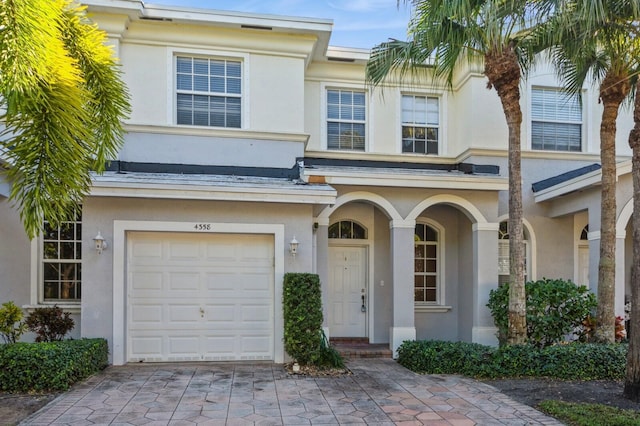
[485,46,526,345]
[624,80,640,401]
[594,71,630,343]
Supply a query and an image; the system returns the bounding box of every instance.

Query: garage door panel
[128,231,274,362]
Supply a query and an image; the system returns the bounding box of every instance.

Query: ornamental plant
[25,305,75,342]
[488,278,597,347]
[0,301,27,344]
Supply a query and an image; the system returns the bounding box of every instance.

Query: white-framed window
[328,220,367,239]
[498,221,530,286]
[414,222,441,304]
[41,212,82,303]
[402,94,439,154]
[531,87,582,152]
[327,89,366,151]
[176,56,242,128]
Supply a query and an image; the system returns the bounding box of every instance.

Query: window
[402,95,439,154]
[580,224,589,240]
[327,89,366,151]
[176,56,241,128]
[42,212,82,302]
[531,87,582,151]
[498,221,529,286]
[328,220,367,239]
[414,223,439,303]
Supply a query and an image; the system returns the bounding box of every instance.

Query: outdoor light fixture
[93,232,108,254]
[289,236,299,257]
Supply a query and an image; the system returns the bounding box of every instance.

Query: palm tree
[0,0,130,238]
[366,0,547,344]
[625,79,640,401]
[544,0,640,342]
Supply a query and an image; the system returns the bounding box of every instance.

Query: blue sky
[145,0,412,49]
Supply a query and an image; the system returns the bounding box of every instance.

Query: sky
[145,0,412,49]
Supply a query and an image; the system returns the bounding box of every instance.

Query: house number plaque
[193,223,212,231]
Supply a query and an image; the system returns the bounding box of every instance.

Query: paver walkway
[22,359,563,425]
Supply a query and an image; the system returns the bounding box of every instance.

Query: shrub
[25,305,75,342]
[397,340,625,380]
[487,278,596,347]
[0,338,108,392]
[283,273,343,368]
[0,301,27,344]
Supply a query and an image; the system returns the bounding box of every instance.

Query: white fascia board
[90,181,336,205]
[325,46,371,62]
[303,169,508,191]
[534,160,632,203]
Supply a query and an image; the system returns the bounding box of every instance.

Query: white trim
[124,124,309,143]
[317,191,404,223]
[406,194,488,224]
[534,160,632,202]
[390,219,416,229]
[414,218,446,307]
[167,47,251,130]
[320,82,369,152]
[473,222,500,232]
[497,216,537,281]
[587,230,626,240]
[397,90,447,156]
[617,197,634,235]
[414,305,452,313]
[90,179,337,205]
[111,220,285,366]
[301,167,508,190]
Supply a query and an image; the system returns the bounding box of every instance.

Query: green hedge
[397,340,626,380]
[0,338,108,392]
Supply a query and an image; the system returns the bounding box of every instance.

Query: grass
[539,400,640,426]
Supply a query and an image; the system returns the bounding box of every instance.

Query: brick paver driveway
[22,359,562,425]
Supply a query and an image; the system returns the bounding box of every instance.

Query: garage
[127,231,274,362]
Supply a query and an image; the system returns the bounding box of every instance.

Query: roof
[91,171,336,205]
[531,163,601,193]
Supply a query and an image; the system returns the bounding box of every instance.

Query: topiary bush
[282,273,343,368]
[397,339,626,380]
[0,301,27,344]
[25,305,75,342]
[487,278,596,347]
[0,338,108,392]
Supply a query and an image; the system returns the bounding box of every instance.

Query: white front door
[328,246,367,337]
[578,245,590,288]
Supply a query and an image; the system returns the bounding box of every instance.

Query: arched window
[328,220,367,239]
[498,221,530,286]
[414,223,439,303]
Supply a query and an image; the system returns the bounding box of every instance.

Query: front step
[330,338,393,359]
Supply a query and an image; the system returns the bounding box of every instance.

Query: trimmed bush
[488,278,596,347]
[283,273,343,368]
[0,301,27,344]
[397,340,626,380]
[0,338,108,392]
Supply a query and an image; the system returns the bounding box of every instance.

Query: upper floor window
[327,89,366,151]
[42,212,82,302]
[328,220,367,239]
[176,56,241,128]
[414,222,440,304]
[531,87,582,152]
[402,95,439,154]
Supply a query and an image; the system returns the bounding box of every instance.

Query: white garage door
[127,232,274,362]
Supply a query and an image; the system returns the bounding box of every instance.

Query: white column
[315,218,331,339]
[389,219,416,356]
[472,223,500,346]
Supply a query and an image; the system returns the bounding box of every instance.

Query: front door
[328,246,367,337]
[578,245,590,289]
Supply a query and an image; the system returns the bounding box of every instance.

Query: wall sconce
[93,231,108,254]
[289,236,299,257]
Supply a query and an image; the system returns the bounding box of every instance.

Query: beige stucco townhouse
[0,0,636,364]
